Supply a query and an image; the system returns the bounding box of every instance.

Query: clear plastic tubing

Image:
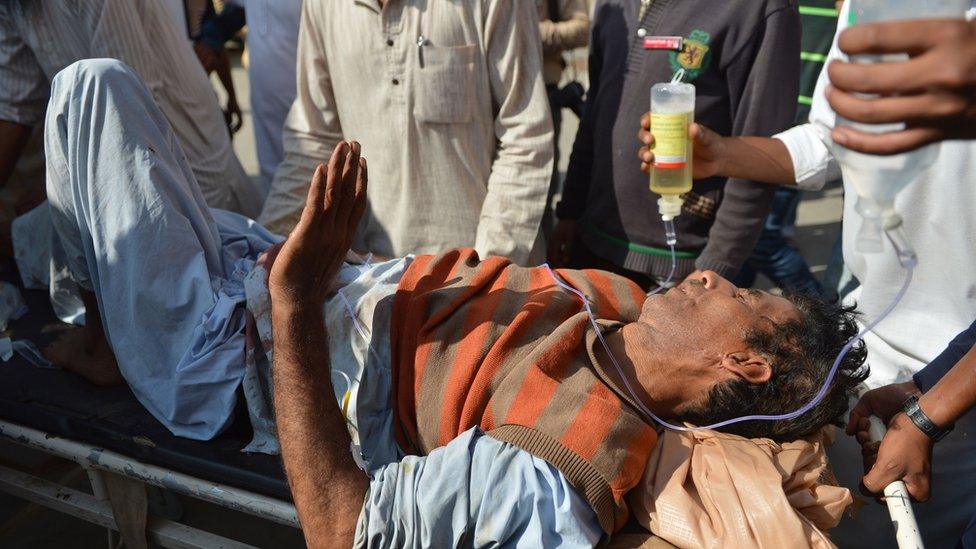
[544,230,918,432]
[645,219,677,297]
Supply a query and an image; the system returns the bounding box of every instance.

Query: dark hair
[678,294,869,443]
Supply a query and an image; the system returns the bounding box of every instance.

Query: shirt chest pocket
[412,44,478,124]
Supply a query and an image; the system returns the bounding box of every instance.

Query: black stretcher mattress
[0,265,291,502]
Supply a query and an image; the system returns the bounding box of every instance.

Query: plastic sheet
[11,202,86,325]
[0,337,56,369]
[0,281,28,331]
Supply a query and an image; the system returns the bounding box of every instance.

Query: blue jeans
[959,513,976,548]
[735,188,825,298]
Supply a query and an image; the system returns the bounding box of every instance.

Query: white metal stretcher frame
[868,417,925,549]
[1,415,925,548]
[0,419,299,549]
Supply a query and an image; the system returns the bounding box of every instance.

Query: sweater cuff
[554,196,584,220]
[912,371,938,394]
[694,256,738,279]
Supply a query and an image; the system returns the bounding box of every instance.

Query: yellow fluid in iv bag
[649,111,694,195]
[649,82,695,219]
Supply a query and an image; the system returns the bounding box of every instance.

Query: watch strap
[903,394,953,442]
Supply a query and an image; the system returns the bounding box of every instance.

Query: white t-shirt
[774,2,976,388]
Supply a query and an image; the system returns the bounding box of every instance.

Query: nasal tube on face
[649,79,695,222]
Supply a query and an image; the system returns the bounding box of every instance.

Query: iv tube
[544,231,917,432]
[645,70,689,296]
[646,218,678,297]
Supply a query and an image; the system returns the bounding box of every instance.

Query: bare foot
[45,327,124,387]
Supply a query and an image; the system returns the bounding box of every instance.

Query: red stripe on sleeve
[585,270,622,319]
[560,382,622,460]
[611,424,658,502]
[437,268,510,445]
[391,254,435,451]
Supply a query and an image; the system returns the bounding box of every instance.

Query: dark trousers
[542,84,563,238]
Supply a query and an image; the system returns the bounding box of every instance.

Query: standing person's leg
[738,188,824,298]
[245,0,302,195]
[542,85,562,239]
[44,59,250,440]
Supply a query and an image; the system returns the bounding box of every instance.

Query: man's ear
[721,352,772,385]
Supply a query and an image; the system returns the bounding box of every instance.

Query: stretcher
[868,417,924,549]
[0,268,922,549]
[0,277,299,548]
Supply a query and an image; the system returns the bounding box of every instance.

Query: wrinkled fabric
[628,428,850,549]
[42,59,280,440]
[357,427,602,549]
[258,0,552,265]
[12,203,87,325]
[0,0,263,216]
[0,281,27,331]
[244,255,604,546]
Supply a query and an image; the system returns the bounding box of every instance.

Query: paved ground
[0,50,843,548]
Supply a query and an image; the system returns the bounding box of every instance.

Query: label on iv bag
[651,112,690,168]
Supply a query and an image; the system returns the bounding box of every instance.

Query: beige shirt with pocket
[258,0,554,265]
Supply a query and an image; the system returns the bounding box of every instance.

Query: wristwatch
[903,394,953,442]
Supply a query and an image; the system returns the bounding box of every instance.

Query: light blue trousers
[44,59,280,440]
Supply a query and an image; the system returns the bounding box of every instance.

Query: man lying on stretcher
[38,60,867,547]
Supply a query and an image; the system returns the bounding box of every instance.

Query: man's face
[641,270,799,346]
[635,271,800,396]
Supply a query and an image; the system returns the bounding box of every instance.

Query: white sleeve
[355,428,602,549]
[772,1,852,191]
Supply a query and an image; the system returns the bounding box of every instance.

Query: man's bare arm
[0,120,32,188]
[637,117,798,186]
[269,141,369,548]
[713,134,798,186]
[848,343,976,501]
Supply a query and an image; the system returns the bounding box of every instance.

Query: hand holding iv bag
[649,74,695,222]
[833,0,971,253]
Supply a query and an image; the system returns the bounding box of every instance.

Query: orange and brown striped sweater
[391,249,659,534]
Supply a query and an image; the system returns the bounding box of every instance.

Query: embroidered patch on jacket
[669,29,712,82]
[679,191,717,221]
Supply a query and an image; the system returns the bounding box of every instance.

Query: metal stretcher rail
[0,418,299,548]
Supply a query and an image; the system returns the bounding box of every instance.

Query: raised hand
[269,141,368,311]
